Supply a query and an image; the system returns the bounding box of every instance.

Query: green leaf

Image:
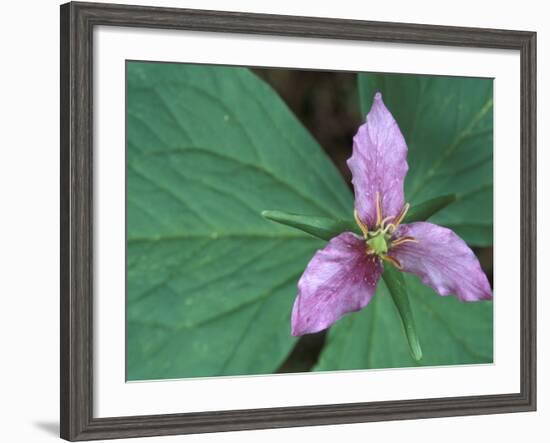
[262,210,359,240]
[382,267,422,361]
[314,272,493,371]
[404,194,456,224]
[358,74,493,246]
[126,62,353,380]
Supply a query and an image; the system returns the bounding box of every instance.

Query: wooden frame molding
[60,2,536,440]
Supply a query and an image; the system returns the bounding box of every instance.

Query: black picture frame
[60,1,537,441]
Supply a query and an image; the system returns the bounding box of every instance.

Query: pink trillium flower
[291,92,493,336]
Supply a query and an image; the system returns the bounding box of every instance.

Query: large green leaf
[315,273,493,371]
[358,74,493,246]
[126,62,353,380]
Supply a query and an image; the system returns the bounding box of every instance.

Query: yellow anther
[354,209,369,238]
[391,236,419,247]
[375,191,383,227]
[393,202,410,228]
[381,254,402,269]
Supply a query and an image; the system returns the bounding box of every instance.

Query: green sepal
[263,194,456,243]
[404,194,457,223]
[261,210,359,241]
[382,266,423,361]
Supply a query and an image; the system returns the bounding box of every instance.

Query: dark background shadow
[33,421,58,437]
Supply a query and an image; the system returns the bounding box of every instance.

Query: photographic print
[126,61,494,382]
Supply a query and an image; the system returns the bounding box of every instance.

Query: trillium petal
[389,222,492,302]
[291,232,382,336]
[347,92,409,228]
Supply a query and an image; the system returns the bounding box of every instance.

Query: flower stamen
[381,223,396,235]
[381,254,402,269]
[354,209,369,238]
[355,197,417,263]
[393,202,410,228]
[391,236,418,247]
[375,191,382,227]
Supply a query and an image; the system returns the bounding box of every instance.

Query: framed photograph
[60,1,536,440]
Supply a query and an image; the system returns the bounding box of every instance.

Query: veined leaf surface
[126,62,353,380]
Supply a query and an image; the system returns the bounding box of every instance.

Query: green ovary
[366,232,389,255]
